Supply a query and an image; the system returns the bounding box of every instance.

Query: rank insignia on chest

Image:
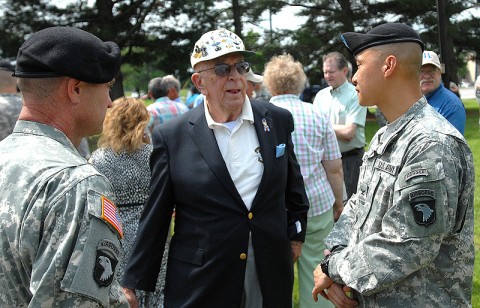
[93,239,119,287]
[409,189,436,226]
[101,196,123,238]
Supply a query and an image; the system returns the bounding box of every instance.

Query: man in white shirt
[313,52,367,199]
[122,28,309,308]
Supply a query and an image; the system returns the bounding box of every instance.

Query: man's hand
[312,263,334,301]
[312,251,359,308]
[291,241,302,262]
[122,287,139,308]
[321,283,358,308]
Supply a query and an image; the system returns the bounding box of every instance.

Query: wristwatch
[320,253,333,277]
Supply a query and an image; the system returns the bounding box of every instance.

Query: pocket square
[276,144,286,158]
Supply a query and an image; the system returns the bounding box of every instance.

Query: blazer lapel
[251,103,276,207]
[187,106,245,205]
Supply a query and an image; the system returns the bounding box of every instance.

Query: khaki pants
[297,209,334,308]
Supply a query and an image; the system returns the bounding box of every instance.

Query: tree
[250,0,480,86]
[0,0,282,94]
[368,0,480,84]
[1,0,478,95]
[264,0,372,84]
[0,0,164,98]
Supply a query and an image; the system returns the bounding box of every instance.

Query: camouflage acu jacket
[326,98,475,307]
[0,121,128,307]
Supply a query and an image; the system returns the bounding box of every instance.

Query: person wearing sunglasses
[122,28,309,308]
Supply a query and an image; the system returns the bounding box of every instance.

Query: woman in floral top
[90,97,163,307]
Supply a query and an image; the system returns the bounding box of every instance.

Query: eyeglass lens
[214,62,250,76]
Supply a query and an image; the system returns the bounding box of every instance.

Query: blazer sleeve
[121,127,174,291]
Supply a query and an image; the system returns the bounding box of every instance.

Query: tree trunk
[232,0,243,39]
[111,70,125,100]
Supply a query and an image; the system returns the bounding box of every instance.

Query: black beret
[13,26,121,84]
[341,23,424,56]
[0,59,15,72]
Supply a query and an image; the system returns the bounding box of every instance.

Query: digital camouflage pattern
[0,93,23,141]
[326,98,475,307]
[0,121,128,307]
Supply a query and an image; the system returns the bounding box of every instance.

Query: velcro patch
[374,159,398,175]
[408,189,435,201]
[101,196,123,238]
[410,200,436,226]
[404,168,428,181]
[93,239,119,287]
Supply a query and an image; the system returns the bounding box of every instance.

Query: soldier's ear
[383,55,397,77]
[67,78,83,104]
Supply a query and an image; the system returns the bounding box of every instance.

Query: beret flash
[340,23,424,56]
[14,26,121,84]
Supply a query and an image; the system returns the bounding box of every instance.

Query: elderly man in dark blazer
[122,28,309,308]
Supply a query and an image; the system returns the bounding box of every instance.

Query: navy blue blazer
[122,99,309,307]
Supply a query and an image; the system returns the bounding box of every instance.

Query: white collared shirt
[204,97,263,210]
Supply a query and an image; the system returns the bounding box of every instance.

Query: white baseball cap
[246,70,263,83]
[422,50,442,70]
[190,28,255,68]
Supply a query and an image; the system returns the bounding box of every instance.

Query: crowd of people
[0,22,475,308]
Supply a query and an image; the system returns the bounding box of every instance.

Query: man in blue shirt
[420,50,466,134]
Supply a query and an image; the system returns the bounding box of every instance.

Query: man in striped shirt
[264,54,344,308]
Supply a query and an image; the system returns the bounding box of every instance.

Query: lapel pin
[262,118,270,132]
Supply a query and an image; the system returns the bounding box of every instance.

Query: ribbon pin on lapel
[262,118,270,132]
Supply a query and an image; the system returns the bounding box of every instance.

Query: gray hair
[162,75,180,92]
[17,77,66,100]
[147,77,168,100]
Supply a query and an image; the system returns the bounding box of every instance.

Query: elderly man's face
[420,64,442,95]
[193,53,247,122]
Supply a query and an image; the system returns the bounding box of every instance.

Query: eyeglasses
[420,68,439,76]
[196,62,250,76]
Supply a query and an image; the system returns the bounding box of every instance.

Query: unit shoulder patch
[93,239,119,287]
[409,189,436,226]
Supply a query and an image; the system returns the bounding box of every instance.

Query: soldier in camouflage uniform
[0,59,22,141]
[0,27,128,307]
[313,23,475,307]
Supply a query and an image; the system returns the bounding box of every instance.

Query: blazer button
[240,253,247,260]
[248,212,253,219]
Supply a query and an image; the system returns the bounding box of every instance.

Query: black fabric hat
[14,26,121,84]
[341,23,424,56]
[0,59,15,72]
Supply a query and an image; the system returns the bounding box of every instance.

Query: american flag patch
[101,196,123,238]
